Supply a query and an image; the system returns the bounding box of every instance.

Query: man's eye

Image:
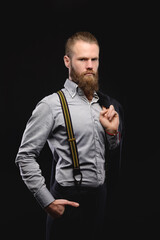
[92,58,98,61]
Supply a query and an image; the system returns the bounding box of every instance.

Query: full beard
[70,66,99,97]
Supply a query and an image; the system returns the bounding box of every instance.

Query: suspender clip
[73,168,82,186]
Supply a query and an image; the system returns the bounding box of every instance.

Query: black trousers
[46,181,107,240]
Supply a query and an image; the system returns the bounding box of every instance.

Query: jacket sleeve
[106,133,120,150]
[15,101,55,208]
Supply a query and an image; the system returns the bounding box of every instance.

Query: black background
[2,1,159,239]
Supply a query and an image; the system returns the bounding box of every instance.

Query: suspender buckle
[68,138,76,142]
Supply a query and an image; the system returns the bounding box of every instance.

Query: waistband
[51,180,106,201]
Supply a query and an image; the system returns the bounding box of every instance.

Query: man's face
[70,40,99,77]
[64,40,100,96]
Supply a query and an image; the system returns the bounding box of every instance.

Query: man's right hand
[45,199,79,219]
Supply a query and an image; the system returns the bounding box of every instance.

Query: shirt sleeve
[15,101,55,208]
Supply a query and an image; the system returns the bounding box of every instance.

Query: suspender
[57,90,82,185]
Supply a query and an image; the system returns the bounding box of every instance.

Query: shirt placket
[90,103,103,183]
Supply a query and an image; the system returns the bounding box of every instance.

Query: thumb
[66,201,79,207]
[58,199,79,207]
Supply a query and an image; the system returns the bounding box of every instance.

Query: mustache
[82,70,96,76]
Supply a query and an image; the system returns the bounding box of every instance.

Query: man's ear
[64,55,70,69]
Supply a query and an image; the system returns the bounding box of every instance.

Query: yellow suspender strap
[57,90,82,185]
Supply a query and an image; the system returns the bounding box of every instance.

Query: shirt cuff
[34,186,55,208]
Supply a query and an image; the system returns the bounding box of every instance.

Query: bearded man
[15,32,123,240]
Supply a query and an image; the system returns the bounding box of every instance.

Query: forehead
[72,40,99,57]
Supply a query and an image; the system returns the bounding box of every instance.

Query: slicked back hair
[65,31,99,58]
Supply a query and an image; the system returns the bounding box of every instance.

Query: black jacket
[97,91,125,193]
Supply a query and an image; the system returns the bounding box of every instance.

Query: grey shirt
[15,79,119,208]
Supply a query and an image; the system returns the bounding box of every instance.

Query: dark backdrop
[2,1,159,239]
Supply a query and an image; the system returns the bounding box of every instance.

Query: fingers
[101,105,117,121]
[107,105,117,121]
[100,106,108,116]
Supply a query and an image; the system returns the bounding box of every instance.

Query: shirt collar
[64,78,99,102]
[64,79,78,98]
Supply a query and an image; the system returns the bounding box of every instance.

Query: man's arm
[15,101,55,208]
[16,100,79,217]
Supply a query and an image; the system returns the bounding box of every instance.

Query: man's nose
[86,60,93,69]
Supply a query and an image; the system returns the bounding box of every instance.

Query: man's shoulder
[39,92,60,107]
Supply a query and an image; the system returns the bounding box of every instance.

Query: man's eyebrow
[78,57,88,59]
[77,57,99,60]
